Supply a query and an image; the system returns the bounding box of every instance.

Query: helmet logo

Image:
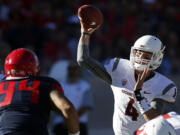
[10,69,26,76]
[7,71,11,75]
[140,45,145,48]
[11,69,16,75]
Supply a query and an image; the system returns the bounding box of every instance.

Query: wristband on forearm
[68,131,80,135]
[134,89,144,101]
[134,89,152,114]
[137,98,152,114]
[82,32,90,36]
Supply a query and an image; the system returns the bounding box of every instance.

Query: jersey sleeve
[157,86,177,103]
[104,58,120,74]
[52,81,64,95]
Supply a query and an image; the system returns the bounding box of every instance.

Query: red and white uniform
[162,112,180,134]
[104,58,177,135]
[135,112,180,135]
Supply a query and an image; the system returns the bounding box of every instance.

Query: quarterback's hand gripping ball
[78,5,103,29]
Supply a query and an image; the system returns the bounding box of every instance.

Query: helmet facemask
[130,45,165,71]
[130,35,165,71]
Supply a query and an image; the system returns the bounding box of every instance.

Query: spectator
[50,61,93,135]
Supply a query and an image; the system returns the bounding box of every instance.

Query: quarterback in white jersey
[104,58,176,135]
[134,111,180,135]
[77,18,177,135]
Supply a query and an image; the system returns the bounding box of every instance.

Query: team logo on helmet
[140,45,145,48]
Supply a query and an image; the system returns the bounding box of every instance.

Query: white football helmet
[134,116,176,135]
[130,35,165,71]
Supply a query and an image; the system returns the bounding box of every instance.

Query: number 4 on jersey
[125,98,139,121]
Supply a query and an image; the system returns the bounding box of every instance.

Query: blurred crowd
[0,0,180,75]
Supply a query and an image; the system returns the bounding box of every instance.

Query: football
[78,5,103,29]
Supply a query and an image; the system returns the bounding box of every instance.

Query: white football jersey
[104,58,177,135]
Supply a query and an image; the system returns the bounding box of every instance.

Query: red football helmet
[5,48,40,77]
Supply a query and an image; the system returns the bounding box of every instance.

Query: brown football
[78,5,103,29]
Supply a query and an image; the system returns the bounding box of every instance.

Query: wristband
[68,131,80,135]
[134,89,152,114]
[137,98,152,114]
[134,90,143,101]
[82,32,90,36]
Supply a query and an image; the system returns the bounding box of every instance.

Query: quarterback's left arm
[134,69,177,121]
[142,98,174,121]
[144,85,177,121]
[134,93,159,121]
[151,85,177,113]
[152,85,177,107]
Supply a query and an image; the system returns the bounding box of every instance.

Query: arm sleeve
[150,99,166,114]
[157,85,177,103]
[104,58,120,74]
[77,43,112,84]
[151,86,177,114]
[52,82,64,95]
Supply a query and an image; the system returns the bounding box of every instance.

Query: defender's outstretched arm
[50,90,80,135]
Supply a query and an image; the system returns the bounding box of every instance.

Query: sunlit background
[0,0,180,135]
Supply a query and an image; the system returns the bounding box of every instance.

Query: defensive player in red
[0,48,80,135]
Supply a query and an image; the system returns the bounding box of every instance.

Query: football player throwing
[77,20,177,135]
